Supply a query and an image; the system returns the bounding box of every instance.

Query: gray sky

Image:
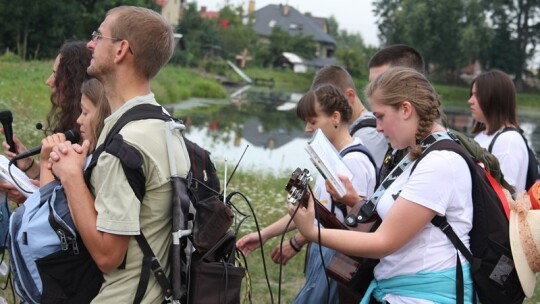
[193,0,380,46]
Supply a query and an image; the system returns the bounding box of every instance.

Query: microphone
[0,110,16,153]
[9,130,80,164]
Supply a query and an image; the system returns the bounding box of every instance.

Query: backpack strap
[332,143,379,216]
[349,117,376,136]
[411,139,482,304]
[488,127,519,153]
[83,104,183,303]
[410,139,479,264]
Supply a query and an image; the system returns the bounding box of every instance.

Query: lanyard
[346,131,451,225]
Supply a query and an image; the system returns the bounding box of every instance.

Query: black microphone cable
[226,190,274,304]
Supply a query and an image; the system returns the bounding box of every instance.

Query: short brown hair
[365,67,440,158]
[311,65,356,93]
[368,44,425,74]
[108,6,174,79]
[470,69,518,135]
[297,84,352,124]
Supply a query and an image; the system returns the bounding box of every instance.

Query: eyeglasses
[91,31,133,55]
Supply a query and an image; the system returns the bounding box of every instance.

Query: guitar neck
[312,200,349,230]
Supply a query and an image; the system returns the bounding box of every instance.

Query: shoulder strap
[340,143,377,169]
[340,143,379,186]
[82,104,180,303]
[332,143,379,216]
[84,104,170,199]
[410,139,476,304]
[488,127,520,153]
[410,139,476,261]
[349,117,376,136]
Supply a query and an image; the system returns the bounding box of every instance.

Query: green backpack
[379,129,514,196]
[447,129,515,195]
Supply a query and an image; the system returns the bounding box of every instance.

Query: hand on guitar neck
[286,168,377,241]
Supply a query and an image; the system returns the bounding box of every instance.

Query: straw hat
[509,191,540,298]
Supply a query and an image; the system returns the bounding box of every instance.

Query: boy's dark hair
[311,65,356,93]
[368,44,425,74]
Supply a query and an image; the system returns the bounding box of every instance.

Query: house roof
[306,16,328,33]
[253,4,336,45]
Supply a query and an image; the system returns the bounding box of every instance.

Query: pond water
[168,88,540,176]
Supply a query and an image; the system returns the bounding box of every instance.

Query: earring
[334,125,338,129]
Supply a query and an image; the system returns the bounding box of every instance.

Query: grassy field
[1,56,539,302]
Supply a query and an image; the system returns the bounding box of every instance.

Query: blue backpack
[8,179,102,304]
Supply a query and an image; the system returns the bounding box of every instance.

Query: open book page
[0,155,39,197]
[304,129,353,197]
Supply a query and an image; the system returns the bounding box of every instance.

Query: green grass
[225,166,305,304]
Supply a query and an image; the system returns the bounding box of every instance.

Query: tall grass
[226,167,306,304]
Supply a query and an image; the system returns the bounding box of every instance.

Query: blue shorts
[294,243,340,304]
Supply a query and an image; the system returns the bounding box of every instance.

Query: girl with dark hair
[237,84,377,303]
[1,41,91,202]
[45,41,92,135]
[469,69,528,194]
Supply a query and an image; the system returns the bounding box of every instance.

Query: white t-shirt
[349,112,388,168]
[374,150,473,304]
[314,137,377,222]
[474,129,528,194]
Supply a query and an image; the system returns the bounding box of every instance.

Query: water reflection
[169,90,540,175]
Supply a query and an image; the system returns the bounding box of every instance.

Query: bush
[0,51,22,63]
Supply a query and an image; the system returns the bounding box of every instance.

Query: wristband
[21,158,35,172]
[289,236,301,252]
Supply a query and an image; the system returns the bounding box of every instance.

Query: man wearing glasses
[49,6,189,304]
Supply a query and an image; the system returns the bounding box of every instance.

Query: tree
[0,0,159,60]
[176,2,220,67]
[374,0,473,82]
[483,0,540,90]
[215,4,258,63]
[335,30,367,78]
[459,0,493,67]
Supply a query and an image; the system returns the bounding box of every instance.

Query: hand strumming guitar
[288,192,318,242]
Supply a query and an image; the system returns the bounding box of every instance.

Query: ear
[113,40,132,63]
[401,101,414,119]
[332,110,342,125]
[343,88,356,104]
[344,88,356,100]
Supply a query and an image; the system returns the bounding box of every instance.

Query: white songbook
[304,129,353,197]
[0,155,38,197]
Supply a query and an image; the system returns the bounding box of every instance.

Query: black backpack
[185,138,221,203]
[85,104,226,303]
[86,104,221,205]
[488,127,540,190]
[412,139,525,304]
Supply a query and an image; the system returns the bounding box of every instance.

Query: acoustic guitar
[285,167,381,300]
